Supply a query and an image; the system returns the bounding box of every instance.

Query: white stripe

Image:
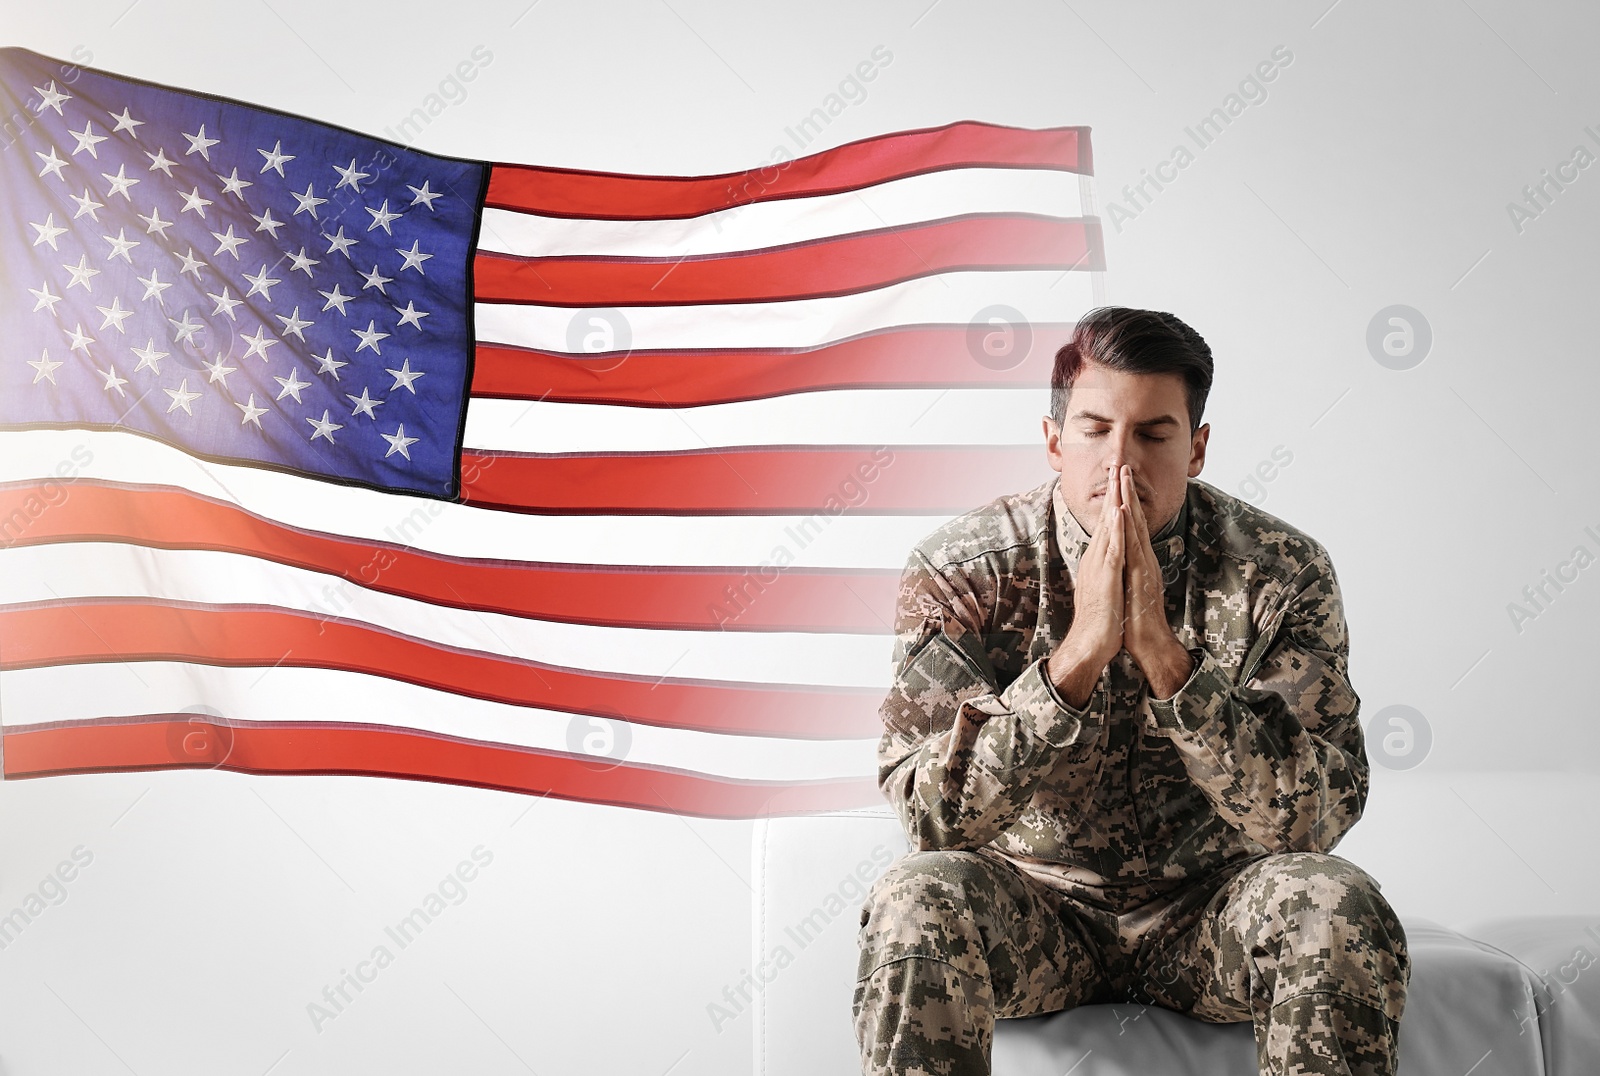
[477,168,1088,258]
[0,543,890,686]
[0,663,880,782]
[0,429,964,567]
[464,388,1051,452]
[476,269,1099,352]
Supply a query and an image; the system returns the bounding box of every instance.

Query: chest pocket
[881,627,998,738]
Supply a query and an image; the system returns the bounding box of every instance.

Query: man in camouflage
[853,307,1410,1076]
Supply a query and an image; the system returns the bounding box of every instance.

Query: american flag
[0,46,1104,818]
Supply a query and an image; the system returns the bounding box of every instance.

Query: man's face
[1043,360,1210,537]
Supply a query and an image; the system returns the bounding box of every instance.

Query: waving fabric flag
[0,46,1104,817]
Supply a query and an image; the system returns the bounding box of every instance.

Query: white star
[30,213,67,250]
[312,348,348,379]
[183,124,219,161]
[351,320,390,355]
[333,158,371,192]
[70,188,105,221]
[365,199,401,234]
[179,186,213,218]
[145,146,177,177]
[274,368,312,403]
[210,224,249,259]
[241,326,279,362]
[165,378,202,414]
[138,205,174,239]
[318,284,354,315]
[291,183,327,219]
[346,386,385,418]
[407,180,441,210]
[132,337,169,376]
[359,264,392,293]
[97,364,130,396]
[396,240,433,275]
[69,120,108,158]
[275,307,314,341]
[96,296,134,333]
[102,228,140,263]
[323,226,359,258]
[64,323,94,354]
[29,350,64,385]
[30,282,63,315]
[173,248,206,280]
[137,268,173,306]
[236,394,269,428]
[167,312,203,346]
[386,358,426,393]
[393,301,430,330]
[35,146,69,181]
[207,286,243,320]
[202,354,237,386]
[217,167,253,199]
[258,140,295,177]
[62,254,101,291]
[243,265,282,300]
[251,208,285,239]
[108,106,144,137]
[33,81,72,115]
[306,409,343,443]
[286,247,320,277]
[382,424,420,459]
[101,164,140,199]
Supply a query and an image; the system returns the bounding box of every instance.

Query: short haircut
[1050,306,1214,434]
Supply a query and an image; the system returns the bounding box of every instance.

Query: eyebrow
[1072,410,1182,429]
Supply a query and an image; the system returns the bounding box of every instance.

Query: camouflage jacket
[877,473,1368,912]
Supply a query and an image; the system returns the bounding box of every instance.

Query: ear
[1043,415,1064,474]
[1187,423,1209,478]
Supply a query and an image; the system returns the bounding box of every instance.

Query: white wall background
[2,1,1598,1074]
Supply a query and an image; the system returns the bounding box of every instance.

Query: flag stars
[323,226,359,258]
[202,354,237,386]
[32,81,71,116]
[241,326,279,362]
[352,320,390,355]
[165,379,202,415]
[318,284,354,315]
[211,224,249,259]
[65,324,95,353]
[307,410,343,443]
[382,424,420,460]
[97,296,134,333]
[276,307,314,341]
[312,348,348,379]
[407,181,441,210]
[251,208,286,240]
[386,358,425,393]
[183,124,220,161]
[29,350,64,385]
[207,287,243,320]
[396,240,432,275]
[218,167,253,199]
[70,188,105,222]
[393,301,430,330]
[36,146,69,182]
[243,265,281,300]
[286,247,320,277]
[333,159,371,192]
[108,106,144,137]
[102,228,140,263]
[346,386,384,419]
[258,140,294,176]
[180,187,214,218]
[365,199,401,234]
[30,213,67,250]
[62,255,102,291]
[30,282,63,315]
[132,339,169,375]
[292,183,327,219]
[69,120,108,158]
[139,206,175,239]
[101,164,140,199]
[168,311,204,347]
[97,364,130,396]
[236,394,269,428]
[137,268,173,306]
[360,264,393,294]
[274,368,312,403]
[145,147,177,177]
[174,248,206,280]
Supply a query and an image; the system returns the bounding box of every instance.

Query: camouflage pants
[853,848,1410,1076]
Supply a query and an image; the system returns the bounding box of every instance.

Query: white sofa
[751,808,1598,1076]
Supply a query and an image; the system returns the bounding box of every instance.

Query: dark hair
[1050,307,1214,434]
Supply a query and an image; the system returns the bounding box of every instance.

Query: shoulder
[911,476,1054,575]
[1187,478,1334,587]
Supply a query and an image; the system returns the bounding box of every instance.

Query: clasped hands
[1047,463,1194,709]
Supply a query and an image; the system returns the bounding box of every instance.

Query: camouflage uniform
[853,475,1409,1076]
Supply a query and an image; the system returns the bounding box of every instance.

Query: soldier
[854,307,1409,1076]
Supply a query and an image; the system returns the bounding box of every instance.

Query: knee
[856,850,995,963]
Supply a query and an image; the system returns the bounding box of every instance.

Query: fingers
[1106,464,1125,564]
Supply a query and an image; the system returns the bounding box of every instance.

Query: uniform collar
[1052,474,1188,578]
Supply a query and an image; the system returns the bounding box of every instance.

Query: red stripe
[473,215,1102,308]
[0,481,898,633]
[469,323,1077,405]
[1,719,882,818]
[484,121,1089,220]
[0,601,880,739]
[460,444,1050,514]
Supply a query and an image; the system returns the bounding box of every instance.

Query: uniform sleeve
[1144,550,1368,853]
[876,547,1110,853]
